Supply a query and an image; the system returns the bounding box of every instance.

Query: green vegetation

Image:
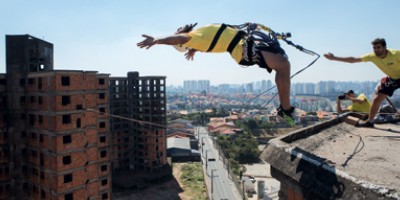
[178,163,207,200]
[216,134,260,175]
[181,107,228,125]
[235,118,273,135]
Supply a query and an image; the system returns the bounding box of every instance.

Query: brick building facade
[0,35,111,200]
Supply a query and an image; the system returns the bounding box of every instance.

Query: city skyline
[172,78,381,87]
[1,1,400,85]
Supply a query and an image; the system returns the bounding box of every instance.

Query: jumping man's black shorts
[239,40,287,73]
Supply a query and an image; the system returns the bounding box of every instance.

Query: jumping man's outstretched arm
[324,52,362,63]
[137,34,191,49]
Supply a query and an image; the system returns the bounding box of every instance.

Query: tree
[216,134,260,165]
[247,119,258,130]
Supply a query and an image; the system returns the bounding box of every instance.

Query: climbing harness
[231,23,321,106]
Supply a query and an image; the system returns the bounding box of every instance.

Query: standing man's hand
[137,34,157,49]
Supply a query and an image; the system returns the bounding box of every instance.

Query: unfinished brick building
[110,72,170,189]
[1,35,111,200]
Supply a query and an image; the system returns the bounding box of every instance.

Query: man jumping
[137,23,296,125]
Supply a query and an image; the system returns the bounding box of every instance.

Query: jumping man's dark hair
[176,23,198,34]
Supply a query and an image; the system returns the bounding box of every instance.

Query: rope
[386,97,399,112]
[86,108,166,128]
[250,44,321,107]
[341,132,365,167]
[233,23,321,107]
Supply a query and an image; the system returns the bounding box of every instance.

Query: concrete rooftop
[261,113,400,199]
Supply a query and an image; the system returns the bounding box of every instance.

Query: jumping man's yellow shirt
[361,49,400,79]
[347,93,371,113]
[183,24,244,63]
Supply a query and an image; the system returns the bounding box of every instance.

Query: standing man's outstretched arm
[324,53,362,63]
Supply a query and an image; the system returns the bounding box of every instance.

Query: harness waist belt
[227,30,246,54]
[207,24,227,52]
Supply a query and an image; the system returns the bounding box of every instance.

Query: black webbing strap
[246,40,254,64]
[207,24,227,52]
[227,30,246,54]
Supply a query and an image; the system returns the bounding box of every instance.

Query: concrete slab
[261,113,400,199]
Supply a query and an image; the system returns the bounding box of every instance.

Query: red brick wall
[278,179,305,200]
[50,114,85,132]
[53,94,85,111]
[86,129,98,145]
[53,74,84,91]
[99,164,109,177]
[287,187,304,200]
[52,151,86,171]
[86,164,98,180]
[86,147,99,162]
[86,181,99,198]
[54,188,87,200]
[55,170,86,191]
[50,132,86,153]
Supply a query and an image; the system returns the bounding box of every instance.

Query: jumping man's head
[371,38,387,58]
[175,23,198,34]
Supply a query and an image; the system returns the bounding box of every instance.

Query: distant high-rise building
[267,80,273,91]
[293,82,316,95]
[245,83,254,93]
[261,80,267,91]
[305,83,316,94]
[183,80,197,93]
[197,80,210,93]
[183,80,210,93]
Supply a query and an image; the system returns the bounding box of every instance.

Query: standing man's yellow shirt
[361,49,400,79]
[183,24,243,63]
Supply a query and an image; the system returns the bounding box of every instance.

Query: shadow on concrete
[373,126,400,133]
[290,147,345,200]
[112,164,185,200]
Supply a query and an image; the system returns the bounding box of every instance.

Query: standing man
[137,23,296,125]
[325,38,400,127]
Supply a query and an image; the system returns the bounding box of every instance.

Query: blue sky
[1,0,399,86]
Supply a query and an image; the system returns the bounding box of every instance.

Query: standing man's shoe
[356,120,374,128]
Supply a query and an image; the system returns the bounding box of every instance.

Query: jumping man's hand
[137,34,156,49]
[185,49,196,61]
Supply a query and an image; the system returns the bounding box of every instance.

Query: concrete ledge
[261,113,400,200]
